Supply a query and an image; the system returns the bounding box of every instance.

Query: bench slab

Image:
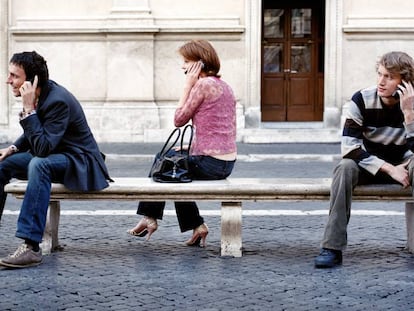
[4,177,413,200]
[4,177,414,257]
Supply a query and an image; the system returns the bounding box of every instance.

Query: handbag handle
[159,127,181,156]
[180,124,193,154]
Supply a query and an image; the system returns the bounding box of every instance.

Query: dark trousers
[138,154,235,232]
[321,157,414,250]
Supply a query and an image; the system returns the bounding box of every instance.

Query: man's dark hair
[10,51,49,89]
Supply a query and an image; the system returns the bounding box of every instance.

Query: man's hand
[19,75,38,113]
[0,146,16,162]
[399,80,414,124]
[381,161,410,188]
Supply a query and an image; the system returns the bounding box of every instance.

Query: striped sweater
[342,85,414,175]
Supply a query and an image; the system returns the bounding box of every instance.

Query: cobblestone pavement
[0,143,413,310]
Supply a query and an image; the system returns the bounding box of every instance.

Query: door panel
[289,42,313,120]
[262,76,285,121]
[289,77,312,120]
[261,0,325,122]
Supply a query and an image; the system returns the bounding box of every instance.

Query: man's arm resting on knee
[0,145,18,161]
[380,162,410,187]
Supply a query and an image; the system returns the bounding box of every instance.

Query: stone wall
[2,0,414,143]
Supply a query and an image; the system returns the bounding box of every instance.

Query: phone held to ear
[392,84,403,99]
[26,76,35,84]
[185,60,205,75]
[392,89,400,99]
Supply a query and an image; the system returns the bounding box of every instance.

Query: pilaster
[0,0,8,128]
[323,0,343,128]
[244,0,261,128]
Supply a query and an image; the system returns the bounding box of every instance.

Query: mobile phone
[392,84,402,99]
[392,89,399,99]
[184,60,205,75]
[26,75,35,84]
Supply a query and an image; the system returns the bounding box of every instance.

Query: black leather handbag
[149,124,194,183]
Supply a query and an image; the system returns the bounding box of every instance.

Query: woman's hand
[184,61,203,88]
[178,61,203,109]
[173,144,189,152]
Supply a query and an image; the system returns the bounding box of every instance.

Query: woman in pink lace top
[127,40,237,247]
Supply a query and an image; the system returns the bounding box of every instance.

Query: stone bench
[4,177,414,257]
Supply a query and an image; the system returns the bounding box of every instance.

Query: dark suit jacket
[14,80,111,191]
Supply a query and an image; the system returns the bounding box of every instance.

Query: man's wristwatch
[19,110,36,120]
[9,145,18,153]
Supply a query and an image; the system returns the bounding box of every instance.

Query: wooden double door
[261,0,325,121]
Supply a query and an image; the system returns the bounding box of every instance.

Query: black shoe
[314,248,342,268]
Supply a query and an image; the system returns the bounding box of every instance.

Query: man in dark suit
[0,51,112,268]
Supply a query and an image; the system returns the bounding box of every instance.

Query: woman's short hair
[178,40,221,77]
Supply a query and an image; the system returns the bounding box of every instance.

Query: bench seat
[4,177,414,257]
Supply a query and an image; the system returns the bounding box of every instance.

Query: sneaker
[0,243,42,268]
[314,248,342,268]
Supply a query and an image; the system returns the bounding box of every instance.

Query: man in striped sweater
[315,51,414,268]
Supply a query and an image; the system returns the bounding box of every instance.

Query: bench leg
[41,201,60,255]
[406,202,414,253]
[221,201,242,257]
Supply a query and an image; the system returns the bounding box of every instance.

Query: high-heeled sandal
[127,216,158,241]
[185,223,209,247]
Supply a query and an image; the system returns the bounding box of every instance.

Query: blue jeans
[138,153,235,232]
[0,152,69,243]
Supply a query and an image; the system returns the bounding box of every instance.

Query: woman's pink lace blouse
[174,76,237,157]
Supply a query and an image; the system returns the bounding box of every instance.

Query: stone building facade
[1,0,413,143]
